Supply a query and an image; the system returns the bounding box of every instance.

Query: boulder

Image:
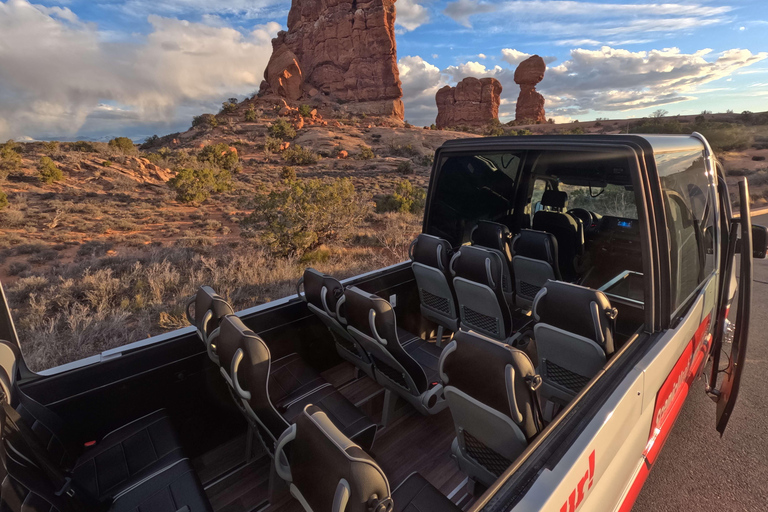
[435,77,502,129]
[264,45,304,101]
[514,55,547,123]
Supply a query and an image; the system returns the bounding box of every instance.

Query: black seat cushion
[392,472,460,512]
[109,459,211,512]
[71,410,184,500]
[512,229,562,280]
[471,221,513,262]
[402,338,442,387]
[269,353,327,408]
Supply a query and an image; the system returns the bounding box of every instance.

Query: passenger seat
[471,220,514,269]
[186,285,234,364]
[299,268,374,378]
[450,244,514,341]
[409,234,458,345]
[532,281,617,414]
[343,287,447,416]
[274,404,461,512]
[440,330,542,487]
[216,314,377,453]
[532,190,584,281]
[511,229,561,309]
[0,340,211,512]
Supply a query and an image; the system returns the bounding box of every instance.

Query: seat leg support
[436,325,444,349]
[380,389,398,429]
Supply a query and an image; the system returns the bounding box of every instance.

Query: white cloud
[113,0,285,19]
[444,1,732,45]
[443,0,495,28]
[0,1,280,140]
[443,61,507,82]
[500,49,556,66]
[396,0,430,31]
[477,53,486,59]
[399,55,447,126]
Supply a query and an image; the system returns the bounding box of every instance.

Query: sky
[0,0,766,141]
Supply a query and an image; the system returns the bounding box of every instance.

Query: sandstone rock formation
[259,0,404,118]
[514,55,547,123]
[435,77,502,129]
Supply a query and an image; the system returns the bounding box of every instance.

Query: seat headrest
[285,404,391,511]
[450,245,507,291]
[343,287,396,341]
[512,229,559,266]
[189,286,234,338]
[533,281,617,354]
[540,190,568,210]
[470,221,512,254]
[217,314,268,374]
[301,268,344,315]
[410,234,453,273]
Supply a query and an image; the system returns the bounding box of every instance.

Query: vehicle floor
[193,361,478,512]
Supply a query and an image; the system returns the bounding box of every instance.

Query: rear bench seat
[0,340,211,512]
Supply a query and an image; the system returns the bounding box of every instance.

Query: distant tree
[268,119,297,140]
[0,140,22,178]
[192,114,218,129]
[42,141,60,154]
[244,106,257,122]
[651,109,669,119]
[38,157,63,184]
[298,105,313,118]
[108,137,136,155]
[375,180,426,214]
[197,143,240,172]
[167,167,232,203]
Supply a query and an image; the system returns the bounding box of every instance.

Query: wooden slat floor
[193,362,477,512]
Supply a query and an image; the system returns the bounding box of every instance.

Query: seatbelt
[1,399,104,511]
[525,374,545,433]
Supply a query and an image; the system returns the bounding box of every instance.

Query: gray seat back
[300,269,372,373]
[409,234,458,331]
[532,280,617,403]
[186,285,234,364]
[511,230,560,309]
[532,190,584,281]
[275,404,391,512]
[439,331,540,486]
[344,287,428,396]
[217,315,289,448]
[450,245,513,341]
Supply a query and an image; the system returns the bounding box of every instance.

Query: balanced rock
[435,77,502,129]
[260,0,403,118]
[514,55,546,123]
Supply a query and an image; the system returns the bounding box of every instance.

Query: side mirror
[752,224,768,259]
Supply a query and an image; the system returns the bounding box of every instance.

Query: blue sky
[0,0,766,140]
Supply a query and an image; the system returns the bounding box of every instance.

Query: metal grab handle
[231,348,251,400]
[198,309,213,343]
[185,295,197,326]
[206,327,221,365]
[296,276,305,301]
[408,238,418,261]
[336,295,348,325]
[274,424,296,482]
[485,258,496,288]
[369,309,387,346]
[436,244,445,271]
[449,252,461,276]
[321,286,335,318]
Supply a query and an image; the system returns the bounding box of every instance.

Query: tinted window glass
[657,149,716,311]
[427,152,522,245]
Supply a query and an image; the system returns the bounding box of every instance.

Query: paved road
[633,213,768,511]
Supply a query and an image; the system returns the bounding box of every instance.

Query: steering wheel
[568,208,593,227]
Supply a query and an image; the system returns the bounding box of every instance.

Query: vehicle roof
[438,133,706,154]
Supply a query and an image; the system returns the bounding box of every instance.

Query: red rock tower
[514,55,546,123]
[435,77,502,129]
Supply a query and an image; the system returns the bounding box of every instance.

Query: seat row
[0,340,212,512]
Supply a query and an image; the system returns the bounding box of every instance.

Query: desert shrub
[244,106,257,122]
[696,123,752,152]
[283,145,319,165]
[197,143,240,172]
[0,141,22,177]
[42,141,60,154]
[269,119,297,140]
[265,137,283,153]
[221,98,238,114]
[280,166,297,181]
[70,141,98,153]
[298,105,313,118]
[102,161,112,167]
[38,157,64,184]
[243,177,370,255]
[485,119,505,137]
[0,189,7,210]
[108,137,136,155]
[167,167,233,203]
[397,160,414,175]
[192,113,218,129]
[358,144,375,160]
[388,142,419,157]
[375,180,426,214]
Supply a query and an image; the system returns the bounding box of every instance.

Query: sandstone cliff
[435,77,502,129]
[514,55,547,123]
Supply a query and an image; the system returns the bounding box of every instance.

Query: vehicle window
[561,184,638,219]
[428,152,522,245]
[529,179,548,221]
[657,150,716,312]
